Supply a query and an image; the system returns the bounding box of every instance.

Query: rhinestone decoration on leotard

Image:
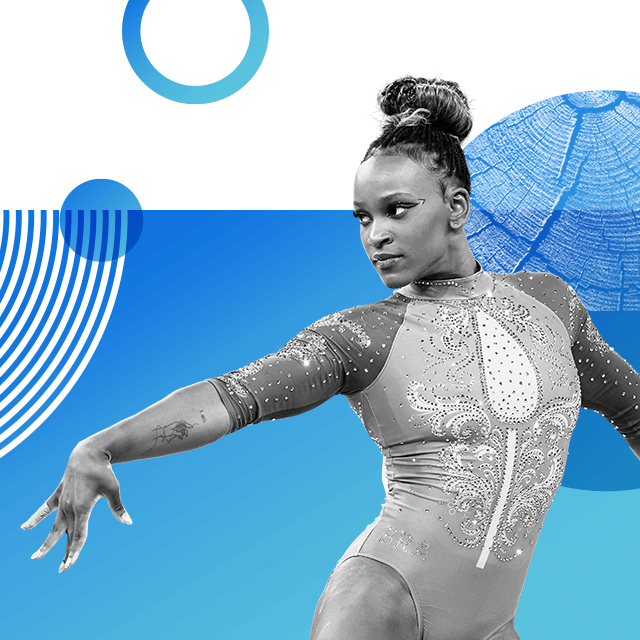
[493,396,579,559]
[219,330,332,397]
[218,359,266,398]
[276,330,332,363]
[504,271,640,444]
[214,299,407,432]
[403,286,581,564]
[469,293,568,392]
[427,304,476,394]
[209,267,640,638]
[566,283,582,339]
[474,308,539,423]
[433,393,580,562]
[561,281,613,358]
[311,312,372,349]
[439,426,504,546]
[407,380,491,438]
[583,316,613,357]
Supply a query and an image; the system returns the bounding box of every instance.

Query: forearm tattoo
[146,420,196,452]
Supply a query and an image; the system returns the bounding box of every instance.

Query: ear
[446,187,471,230]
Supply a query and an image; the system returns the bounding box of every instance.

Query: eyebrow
[353,192,419,208]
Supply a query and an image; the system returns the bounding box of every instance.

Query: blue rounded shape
[465,90,640,491]
[466,90,640,311]
[60,179,143,261]
[122,0,269,104]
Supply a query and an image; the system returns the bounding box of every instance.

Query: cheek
[404,234,434,268]
[405,233,425,256]
[359,226,369,248]
[413,225,439,251]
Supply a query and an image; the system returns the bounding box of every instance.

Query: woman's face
[353,155,468,288]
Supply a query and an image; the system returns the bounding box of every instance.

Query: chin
[377,271,412,289]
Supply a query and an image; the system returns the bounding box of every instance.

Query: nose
[366,218,393,248]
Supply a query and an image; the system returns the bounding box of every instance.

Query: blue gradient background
[3,212,640,639]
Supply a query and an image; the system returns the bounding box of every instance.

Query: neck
[400,261,491,300]
[415,238,477,282]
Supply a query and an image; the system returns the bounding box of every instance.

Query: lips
[372,253,402,269]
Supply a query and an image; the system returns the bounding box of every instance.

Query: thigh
[484,618,520,640]
[310,556,420,640]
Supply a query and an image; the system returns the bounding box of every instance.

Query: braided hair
[363,76,472,195]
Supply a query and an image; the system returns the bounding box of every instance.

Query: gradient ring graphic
[122,0,269,104]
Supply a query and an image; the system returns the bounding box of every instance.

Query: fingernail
[31,550,42,560]
[58,563,65,573]
[21,523,29,530]
[122,512,133,525]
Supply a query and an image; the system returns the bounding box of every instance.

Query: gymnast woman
[23,76,640,640]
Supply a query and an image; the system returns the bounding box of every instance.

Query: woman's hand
[21,441,132,573]
[20,381,231,573]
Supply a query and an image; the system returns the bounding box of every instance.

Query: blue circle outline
[122,0,269,104]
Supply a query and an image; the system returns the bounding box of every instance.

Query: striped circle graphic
[0,210,127,457]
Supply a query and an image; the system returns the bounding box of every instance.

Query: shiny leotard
[209,268,640,640]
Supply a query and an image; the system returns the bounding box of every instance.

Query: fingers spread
[21,500,55,530]
[21,484,62,530]
[31,512,67,560]
[58,491,104,572]
[59,509,90,573]
[103,480,133,525]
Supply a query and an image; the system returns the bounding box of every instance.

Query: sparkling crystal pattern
[332,279,582,575]
[211,268,640,640]
[583,316,613,357]
[218,359,266,398]
[401,289,581,562]
[311,312,372,349]
[218,330,332,398]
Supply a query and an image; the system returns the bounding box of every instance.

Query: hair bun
[378,76,472,142]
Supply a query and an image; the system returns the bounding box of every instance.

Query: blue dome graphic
[466,91,640,310]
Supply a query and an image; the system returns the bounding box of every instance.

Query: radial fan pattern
[0,210,126,457]
[465,91,640,310]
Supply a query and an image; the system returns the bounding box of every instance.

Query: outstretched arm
[22,381,231,572]
[23,304,395,573]
[80,381,231,463]
[567,291,640,460]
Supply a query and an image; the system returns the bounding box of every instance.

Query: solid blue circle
[122,0,269,104]
[60,179,143,261]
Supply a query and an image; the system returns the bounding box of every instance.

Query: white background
[1,0,637,209]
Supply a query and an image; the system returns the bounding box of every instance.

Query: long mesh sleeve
[569,291,640,440]
[208,328,346,432]
[208,300,409,433]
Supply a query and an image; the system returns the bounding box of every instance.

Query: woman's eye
[389,202,418,217]
[353,211,371,225]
